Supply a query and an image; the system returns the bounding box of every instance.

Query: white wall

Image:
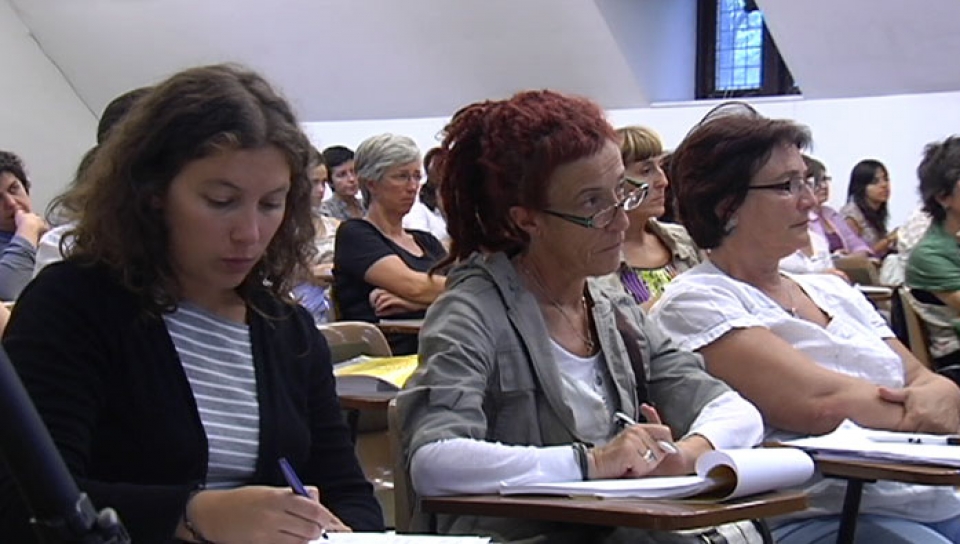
[304,90,960,228]
[0,0,96,215]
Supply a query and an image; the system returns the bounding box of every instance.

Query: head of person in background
[906,136,960,370]
[45,87,153,230]
[657,151,679,224]
[319,145,364,220]
[307,146,328,211]
[601,125,700,308]
[0,150,47,300]
[333,133,447,355]
[0,151,35,234]
[292,146,340,325]
[0,64,382,542]
[356,133,422,221]
[779,155,870,275]
[652,106,960,543]
[397,90,764,543]
[419,146,443,215]
[843,158,895,257]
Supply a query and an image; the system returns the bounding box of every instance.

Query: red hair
[436,90,615,268]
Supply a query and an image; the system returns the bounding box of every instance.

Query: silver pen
[614,411,679,455]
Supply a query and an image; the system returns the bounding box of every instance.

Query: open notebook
[500,448,814,501]
[782,419,960,467]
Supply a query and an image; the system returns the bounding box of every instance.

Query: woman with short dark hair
[651,104,960,544]
[907,135,960,369]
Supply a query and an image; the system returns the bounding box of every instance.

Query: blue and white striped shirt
[164,303,260,489]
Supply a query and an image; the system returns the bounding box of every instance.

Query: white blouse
[650,260,960,522]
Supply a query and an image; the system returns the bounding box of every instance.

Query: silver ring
[642,448,658,463]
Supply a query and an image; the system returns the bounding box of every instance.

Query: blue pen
[278,457,328,539]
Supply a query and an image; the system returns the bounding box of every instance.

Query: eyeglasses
[542,179,648,229]
[749,174,816,196]
[385,171,423,185]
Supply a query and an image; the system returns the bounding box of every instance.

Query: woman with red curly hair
[396,91,765,543]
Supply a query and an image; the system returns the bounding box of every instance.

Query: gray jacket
[397,252,730,543]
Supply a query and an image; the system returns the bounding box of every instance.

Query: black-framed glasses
[542,178,648,229]
[749,174,816,196]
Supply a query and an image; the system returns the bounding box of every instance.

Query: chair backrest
[898,288,934,369]
[387,398,414,533]
[317,321,392,363]
[833,254,880,286]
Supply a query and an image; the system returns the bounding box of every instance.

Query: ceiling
[8,0,960,122]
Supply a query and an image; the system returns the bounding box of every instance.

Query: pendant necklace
[520,262,597,353]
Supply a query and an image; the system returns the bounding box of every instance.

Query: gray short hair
[355,133,421,182]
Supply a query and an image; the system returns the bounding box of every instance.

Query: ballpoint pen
[613,411,679,455]
[868,434,960,446]
[279,457,329,540]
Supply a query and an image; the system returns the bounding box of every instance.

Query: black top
[0,260,383,543]
[333,219,446,355]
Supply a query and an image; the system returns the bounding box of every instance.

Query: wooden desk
[422,491,807,532]
[813,454,960,544]
[376,319,424,335]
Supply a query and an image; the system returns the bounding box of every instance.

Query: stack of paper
[783,420,960,467]
[499,448,814,501]
[333,354,419,395]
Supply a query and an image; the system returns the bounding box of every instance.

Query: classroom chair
[388,398,415,533]
[897,288,934,369]
[317,321,392,363]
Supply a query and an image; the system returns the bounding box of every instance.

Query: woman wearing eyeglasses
[397,91,765,543]
[596,126,702,310]
[650,106,960,544]
[333,133,447,355]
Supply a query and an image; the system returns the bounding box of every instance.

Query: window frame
[695,0,800,99]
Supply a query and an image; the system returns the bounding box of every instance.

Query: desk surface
[377,319,424,335]
[422,491,807,531]
[814,454,960,486]
[339,391,396,412]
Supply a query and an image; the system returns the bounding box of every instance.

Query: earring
[724,216,739,234]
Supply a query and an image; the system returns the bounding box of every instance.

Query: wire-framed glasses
[542,178,649,229]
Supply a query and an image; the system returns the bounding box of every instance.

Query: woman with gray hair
[333,133,447,355]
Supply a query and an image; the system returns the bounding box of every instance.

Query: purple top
[811,205,872,256]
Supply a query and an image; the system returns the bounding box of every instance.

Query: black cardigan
[0,261,383,543]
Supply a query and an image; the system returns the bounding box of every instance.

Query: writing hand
[184,486,350,544]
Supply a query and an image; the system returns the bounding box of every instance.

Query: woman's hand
[587,405,676,479]
[879,377,960,434]
[369,288,426,317]
[183,486,350,544]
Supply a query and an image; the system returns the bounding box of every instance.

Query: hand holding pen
[614,408,680,456]
[583,404,677,479]
[279,457,351,538]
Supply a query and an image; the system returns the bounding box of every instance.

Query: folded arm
[700,327,906,435]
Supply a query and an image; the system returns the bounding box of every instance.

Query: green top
[906,221,960,355]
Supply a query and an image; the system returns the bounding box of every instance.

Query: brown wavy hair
[435,90,615,269]
[66,63,316,314]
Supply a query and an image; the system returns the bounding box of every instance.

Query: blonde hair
[616,125,663,166]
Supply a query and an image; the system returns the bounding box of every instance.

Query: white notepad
[499,448,814,501]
